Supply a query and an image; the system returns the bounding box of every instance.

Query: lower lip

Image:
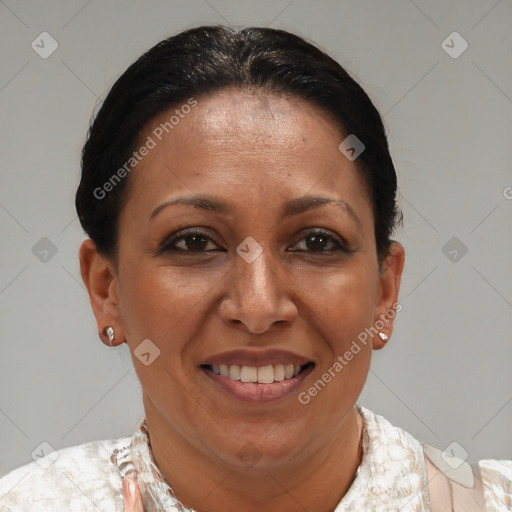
[200,365,315,402]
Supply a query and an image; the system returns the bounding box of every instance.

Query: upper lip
[201,349,314,368]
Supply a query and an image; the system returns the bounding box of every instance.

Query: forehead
[123,88,371,223]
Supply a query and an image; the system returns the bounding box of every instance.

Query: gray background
[1,0,511,478]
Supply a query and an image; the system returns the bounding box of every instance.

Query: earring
[105,326,115,346]
[378,332,389,341]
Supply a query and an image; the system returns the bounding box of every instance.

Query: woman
[0,25,510,512]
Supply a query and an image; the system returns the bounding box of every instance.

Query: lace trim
[335,405,428,511]
[111,420,196,511]
[111,405,429,512]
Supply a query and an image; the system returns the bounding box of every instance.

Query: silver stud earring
[378,332,389,341]
[105,326,115,346]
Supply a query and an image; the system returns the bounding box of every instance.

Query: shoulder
[0,435,131,512]
[479,458,512,510]
[358,404,512,509]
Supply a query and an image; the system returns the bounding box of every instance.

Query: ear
[372,241,405,350]
[79,239,126,347]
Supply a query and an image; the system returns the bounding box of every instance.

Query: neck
[143,398,364,512]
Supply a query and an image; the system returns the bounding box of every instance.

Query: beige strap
[423,442,487,511]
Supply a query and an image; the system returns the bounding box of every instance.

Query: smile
[202,363,313,383]
[199,349,316,402]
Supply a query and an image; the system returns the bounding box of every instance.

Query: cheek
[118,265,218,340]
[306,263,379,339]
[304,261,377,402]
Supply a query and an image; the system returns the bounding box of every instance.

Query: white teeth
[240,366,258,383]
[208,363,308,383]
[274,364,285,381]
[257,365,274,384]
[284,364,294,379]
[229,365,241,380]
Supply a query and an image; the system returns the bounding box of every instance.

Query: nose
[218,245,298,334]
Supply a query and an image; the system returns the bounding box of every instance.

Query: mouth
[199,350,316,402]
[200,362,315,383]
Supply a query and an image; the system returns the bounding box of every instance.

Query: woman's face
[86,88,404,469]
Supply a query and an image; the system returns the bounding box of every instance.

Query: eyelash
[158,228,353,255]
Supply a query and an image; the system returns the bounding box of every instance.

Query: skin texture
[80,88,405,512]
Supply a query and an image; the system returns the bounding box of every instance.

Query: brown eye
[289,230,352,253]
[159,230,219,253]
[158,228,352,255]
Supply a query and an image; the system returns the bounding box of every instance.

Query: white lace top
[0,404,510,511]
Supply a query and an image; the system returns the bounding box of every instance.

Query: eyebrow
[150,194,362,229]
